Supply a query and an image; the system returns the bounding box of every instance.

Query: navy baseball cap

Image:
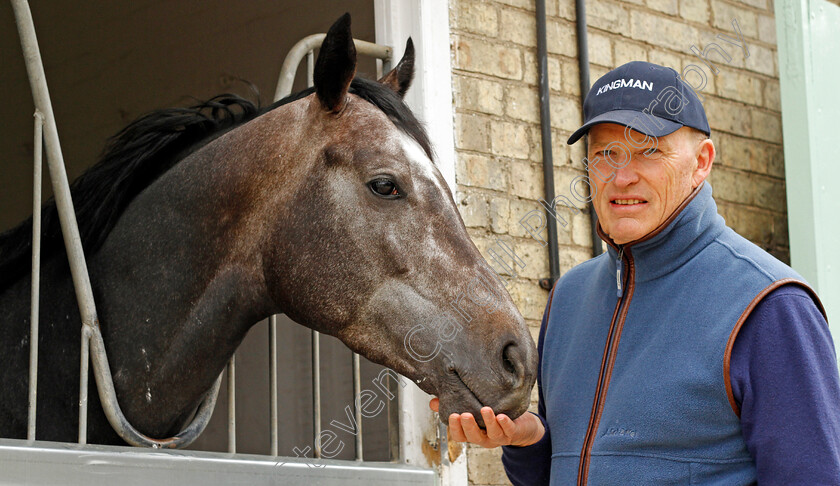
[567,61,710,144]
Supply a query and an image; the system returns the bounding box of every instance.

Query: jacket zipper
[616,246,624,298]
[577,246,634,485]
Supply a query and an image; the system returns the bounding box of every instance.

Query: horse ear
[314,13,357,113]
[378,38,415,98]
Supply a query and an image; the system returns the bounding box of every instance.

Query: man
[429,61,840,484]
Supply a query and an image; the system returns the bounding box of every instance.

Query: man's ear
[314,13,357,112]
[378,38,415,98]
[692,138,715,188]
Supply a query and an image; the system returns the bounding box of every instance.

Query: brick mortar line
[583,32,779,68]
[719,133,783,148]
[454,158,581,180]
[452,107,582,134]
[595,0,773,24]
[454,186,591,204]
[454,187,589,206]
[708,90,782,109]
[588,24,781,53]
[451,70,586,99]
[450,31,584,64]
[452,94,582,114]
[716,199,790,217]
[715,163,787,180]
[453,154,586,178]
[581,10,780,48]
[712,0,775,15]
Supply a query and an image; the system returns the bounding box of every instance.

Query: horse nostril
[502,343,519,376]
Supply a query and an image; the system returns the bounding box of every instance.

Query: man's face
[587,123,714,245]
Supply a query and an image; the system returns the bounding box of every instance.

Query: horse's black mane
[0,77,431,292]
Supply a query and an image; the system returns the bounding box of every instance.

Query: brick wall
[449,0,787,484]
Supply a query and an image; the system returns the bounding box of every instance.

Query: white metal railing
[12,0,404,469]
[274,33,392,101]
[27,109,43,441]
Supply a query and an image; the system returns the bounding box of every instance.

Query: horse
[0,13,537,445]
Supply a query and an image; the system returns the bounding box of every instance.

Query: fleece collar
[599,182,727,283]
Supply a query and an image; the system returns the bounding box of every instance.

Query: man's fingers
[481,407,508,443]
[497,413,518,438]
[448,413,468,443]
[459,413,490,445]
[447,409,527,448]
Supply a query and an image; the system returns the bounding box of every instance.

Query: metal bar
[312,330,321,458]
[227,355,236,454]
[78,326,90,444]
[352,353,362,461]
[11,0,223,450]
[307,51,314,88]
[302,50,321,460]
[387,375,400,462]
[87,326,222,448]
[536,0,561,291]
[438,421,449,468]
[269,316,278,456]
[274,34,392,100]
[573,0,602,257]
[27,111,44,441]
[11,0,97,330]
[11,5,97,442]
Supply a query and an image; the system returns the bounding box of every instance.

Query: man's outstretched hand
[429,397,545,448]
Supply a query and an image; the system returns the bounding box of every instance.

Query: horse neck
[87,132,287,437]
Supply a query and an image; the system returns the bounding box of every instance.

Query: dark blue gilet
[542,183,818,485]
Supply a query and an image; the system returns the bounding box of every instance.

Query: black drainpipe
[536,0,560,291]
[574,0,604,257]
[536,0,601,292]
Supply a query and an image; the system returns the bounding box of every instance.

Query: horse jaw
[338,276,538,428]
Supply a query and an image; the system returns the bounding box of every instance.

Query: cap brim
[566,110,684,145]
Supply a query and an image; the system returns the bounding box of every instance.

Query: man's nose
[612,160,639,186]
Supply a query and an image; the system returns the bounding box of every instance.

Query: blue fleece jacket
[502,183,840,485]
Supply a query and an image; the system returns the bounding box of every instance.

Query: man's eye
[369,179,401,198]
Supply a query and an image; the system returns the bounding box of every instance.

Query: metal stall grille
[4,1,432,482]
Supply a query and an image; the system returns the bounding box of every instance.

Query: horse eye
[369,179,400,198]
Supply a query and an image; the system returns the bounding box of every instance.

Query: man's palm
[429,397,544,448]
